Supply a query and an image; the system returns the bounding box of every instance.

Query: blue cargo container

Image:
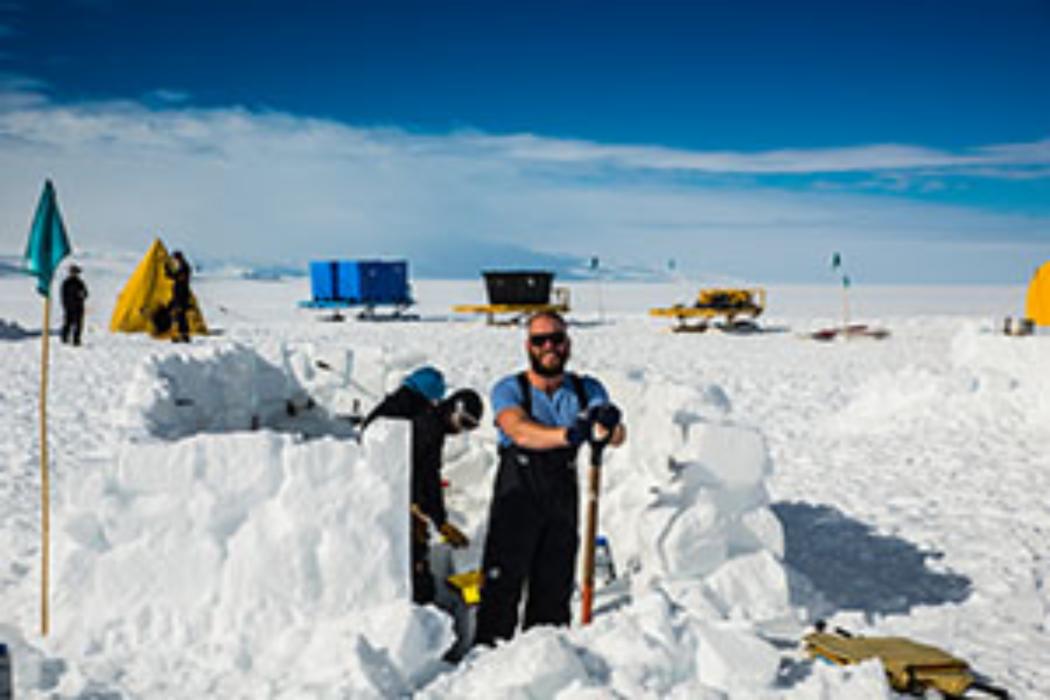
[306,259,411,306]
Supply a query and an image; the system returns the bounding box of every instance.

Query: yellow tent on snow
[109,238,208,338]
[1026,261,1050,327]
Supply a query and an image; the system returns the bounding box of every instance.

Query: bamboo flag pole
[591,257,606,325]
[39,296,52,636]
[841,277,850,330]
[831,252,850,331]
[23,179,72,638]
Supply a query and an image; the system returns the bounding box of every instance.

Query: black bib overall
[473,373,587,646]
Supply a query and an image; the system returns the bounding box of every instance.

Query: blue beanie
[402,366,446,402]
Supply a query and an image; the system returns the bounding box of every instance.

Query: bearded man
[473,311,625,646]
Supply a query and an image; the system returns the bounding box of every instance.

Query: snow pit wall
[47,403,456,697]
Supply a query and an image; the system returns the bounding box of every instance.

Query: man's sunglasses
[528,331,568,348]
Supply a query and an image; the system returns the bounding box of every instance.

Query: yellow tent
[109,238,208,338]
[1026,261,1050,326]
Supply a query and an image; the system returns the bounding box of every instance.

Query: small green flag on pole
[24,180,72,296]
[22,179,72,637]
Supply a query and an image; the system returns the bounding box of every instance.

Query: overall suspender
[515,371,588,421]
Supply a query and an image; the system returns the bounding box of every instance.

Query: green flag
[831,252,842,269]
[23,180,72,297]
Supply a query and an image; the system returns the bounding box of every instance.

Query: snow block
[694,621,780,693]
[605,381,775,568]
[49,422,423,696]
[703,550,791,622]
[422,628,590,698]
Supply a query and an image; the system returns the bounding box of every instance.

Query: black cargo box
[482,270,554,305]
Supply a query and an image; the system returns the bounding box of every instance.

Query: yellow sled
[650,287,766,332]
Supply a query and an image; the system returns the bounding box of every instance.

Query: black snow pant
[412,529,436,605]
[473,445,579,646]
[170,299,190,341]
[61,306,84,345]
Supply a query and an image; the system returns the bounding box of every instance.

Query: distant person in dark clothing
[60,265,88,346]
[362,367,484,604]
[166,250,192,343]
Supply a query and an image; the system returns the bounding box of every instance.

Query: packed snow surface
[1,268,1047,698]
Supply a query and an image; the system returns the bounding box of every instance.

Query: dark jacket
[167,257,192,307]
[362,386,449,527]
[60,275,88,311]
[361,386,432,428]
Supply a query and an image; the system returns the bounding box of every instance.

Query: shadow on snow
[772,501,972,621]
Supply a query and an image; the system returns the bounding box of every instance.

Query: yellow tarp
[1025,261,1050,326]
[109,238,208,338]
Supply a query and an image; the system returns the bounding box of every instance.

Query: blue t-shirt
[491,372,609,447]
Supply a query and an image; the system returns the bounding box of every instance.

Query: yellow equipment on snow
[1025,260,1050,327]
[650,287,766,332]
[445,570,482,606]
[803,626,1008,698]
[109,238,208,339]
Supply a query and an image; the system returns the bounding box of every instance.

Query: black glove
[565,413,594,447]
[590,403,622,431]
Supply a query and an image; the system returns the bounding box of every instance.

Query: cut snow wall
[117,342,315,439]
[595,372,788,622]
[116,341,440,441]
[47,423,453,697]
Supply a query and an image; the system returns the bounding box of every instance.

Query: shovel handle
[581,441,604,624]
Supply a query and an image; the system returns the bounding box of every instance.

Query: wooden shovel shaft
[580,444,604,625]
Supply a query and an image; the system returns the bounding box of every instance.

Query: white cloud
[0,74,49,109]
[0,89,1046,282]
[447,132,1050,176]
[143,88,191,105]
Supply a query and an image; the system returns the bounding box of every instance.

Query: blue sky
[0,0,1047,282]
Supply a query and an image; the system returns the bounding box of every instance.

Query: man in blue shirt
[474,311,625,646]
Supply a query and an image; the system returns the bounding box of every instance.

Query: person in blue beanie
[401,366,446,403]
[362,366,482,603]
